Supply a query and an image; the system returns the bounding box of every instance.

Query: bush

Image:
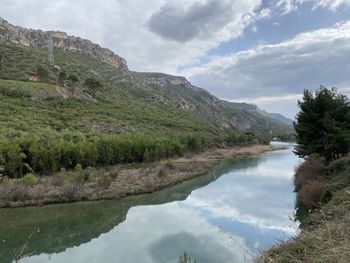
[320,189,332,204]
[326,156,350,177]
[74,164,83,172]
[165,160,175,169]
[23,173,37,187]
[294,155,326,191]
[7,185,29,202]
[97,174,112,189]
[60,182,81,202]
[298,180,325,209]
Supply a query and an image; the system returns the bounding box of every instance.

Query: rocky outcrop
[133,72,201,91]
[0,17,129,73]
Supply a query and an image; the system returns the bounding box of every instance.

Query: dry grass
[258,185,350,263]
[0,144,277,208]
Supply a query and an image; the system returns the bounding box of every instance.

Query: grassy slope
[0,42,220,140]
[133,72,294,136]
[258,157,350,263]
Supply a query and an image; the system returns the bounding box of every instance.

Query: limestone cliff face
[0,17,129,73]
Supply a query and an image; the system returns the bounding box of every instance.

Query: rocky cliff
[0,17,129,73]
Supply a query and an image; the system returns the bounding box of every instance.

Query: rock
[0,17,129,73]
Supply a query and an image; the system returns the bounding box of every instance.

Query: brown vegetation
[0,145,277,208]
[294,155,326,209]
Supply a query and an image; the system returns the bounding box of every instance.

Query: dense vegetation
[0,42,274,179]
[1,132,207,178]
[293,87,350,222]
[259,87,350,263]
[294,87,350,161]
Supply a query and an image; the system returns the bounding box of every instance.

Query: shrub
[298,180,325,209]
[326,156,350,177]
[294,155,326,191]
[60,182,81,202]
[97,174,112,189]
[165,160,175,169]
[74,164,83,172]
[320,189,332,204]
[7,185,29,202]
[23,173,37,187]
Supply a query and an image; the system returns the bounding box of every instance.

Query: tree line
[0,133,207,178]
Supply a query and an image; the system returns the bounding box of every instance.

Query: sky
[1,0,350,119]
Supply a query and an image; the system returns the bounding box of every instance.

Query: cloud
[0,0,262,73]
[148,0,238,42]
[184,21,350,104]
[269,0,350,15]
[23,204,253,263]
[185,149,300,235]
[306,0,350,11]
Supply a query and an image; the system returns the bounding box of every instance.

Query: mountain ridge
[0,17,129,73]
[0,17,293,136]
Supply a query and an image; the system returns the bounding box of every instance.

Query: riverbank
[258,155,350,263]
[0,144,280,208]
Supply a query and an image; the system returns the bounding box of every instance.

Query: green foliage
[0,42,272,179]
[320,189,332,204]
[58,71,67,84]
[225,132,255,146]
[294,86,350,161]
[23,173,37,187]
[74,164,83,172]
[84,77,102,98]
[0,132,209,178]
[37,65,49,82]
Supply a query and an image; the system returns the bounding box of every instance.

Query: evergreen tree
[68,74,79,94]
[84,77,103,98]
[58,71,67,84]
[36,65,49,82]
[294,86,350,160]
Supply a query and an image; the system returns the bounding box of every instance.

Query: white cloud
[0,0,262,73]
[270,0,350,15]
[303,0,350,11]
[184,21,350,109]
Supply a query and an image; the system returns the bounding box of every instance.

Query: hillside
[0,17,293,178]
[133,72,293,134]
[0,17,292,136]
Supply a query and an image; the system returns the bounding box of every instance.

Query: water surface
[0,144,301,263]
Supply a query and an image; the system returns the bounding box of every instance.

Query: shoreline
[0,144,284,209]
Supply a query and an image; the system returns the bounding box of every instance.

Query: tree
[0,53,3,70]
[84,77,103,98]
[294,86,350,161]
[68,74,79,94]
[58,71,67,84]
[36,65,49,82]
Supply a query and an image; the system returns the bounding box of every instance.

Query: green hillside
[0,33,291,178]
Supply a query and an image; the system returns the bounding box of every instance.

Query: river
[0,143,302,263]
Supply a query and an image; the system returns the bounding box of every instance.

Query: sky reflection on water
[18,146,301,263]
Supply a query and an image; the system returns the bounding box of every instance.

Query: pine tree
[294,86,350,161]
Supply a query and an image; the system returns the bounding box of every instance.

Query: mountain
[0,17,292,139]
[133,72,293,134]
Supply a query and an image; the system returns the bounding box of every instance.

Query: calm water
[0,143,301,263]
